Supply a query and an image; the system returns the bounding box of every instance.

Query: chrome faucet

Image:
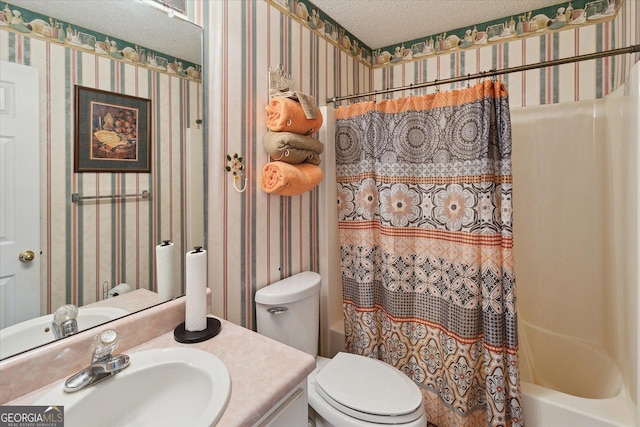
[63,329,130,393]
[51,304,79,339]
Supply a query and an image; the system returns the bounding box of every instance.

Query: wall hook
[225,153,247,193]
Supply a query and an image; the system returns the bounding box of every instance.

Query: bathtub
[508,63,640,427]
[329,319,636,426]
[519,320,636,427]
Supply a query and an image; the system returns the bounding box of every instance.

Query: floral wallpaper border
[0,1,201,82]
[266,0,621,69]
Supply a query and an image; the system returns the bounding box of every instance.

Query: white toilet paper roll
[156,241,178,301]
[185,247,207,332]
[108,283,132,298]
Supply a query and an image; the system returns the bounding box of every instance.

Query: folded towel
[265,97,323,135]
[294,91,319,119]
[261,162,323,196]
[263,131,324,165]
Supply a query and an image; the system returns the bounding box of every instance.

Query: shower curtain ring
[467,73,471,88]
[434,79,440,93]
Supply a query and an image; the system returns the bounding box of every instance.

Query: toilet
[255,271,427,426]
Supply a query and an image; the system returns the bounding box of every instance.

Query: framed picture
[74,86,151,173]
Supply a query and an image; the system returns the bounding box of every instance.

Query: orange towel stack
[261,162,323,196]
[265,97,323,135]
[262,95,324,196]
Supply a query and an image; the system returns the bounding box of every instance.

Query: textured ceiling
[8,0,202,64]
[312,0,567,48]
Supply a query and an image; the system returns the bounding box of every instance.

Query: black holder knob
[174,318,221,344]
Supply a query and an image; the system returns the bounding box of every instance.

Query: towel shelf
[71,190,150,203]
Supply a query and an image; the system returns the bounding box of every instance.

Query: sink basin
[0,307,129,359]
[34,347,231,427]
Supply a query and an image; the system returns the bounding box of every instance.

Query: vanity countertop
[2,297,316,426]
[127,318,316,426]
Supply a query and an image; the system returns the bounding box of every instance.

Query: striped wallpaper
[2,0,635,341]
[204,0,637,336]
[372,1,638,106]
[0,29,202,315]
[204,0,370,329]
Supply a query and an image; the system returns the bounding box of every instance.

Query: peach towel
[261,162,323,196]
[265,97,323,135]
[263,131,324,165]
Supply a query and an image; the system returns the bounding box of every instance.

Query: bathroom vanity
[0,296,315,426]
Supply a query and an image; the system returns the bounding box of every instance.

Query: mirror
[0,0,203,359]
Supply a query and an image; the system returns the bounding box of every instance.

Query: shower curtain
[335,81,522,427]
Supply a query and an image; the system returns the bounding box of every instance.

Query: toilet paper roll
[185,247,208,332]
[156,241,178,301]
[108,283,132,298]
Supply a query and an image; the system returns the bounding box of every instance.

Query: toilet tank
[255,271,321,357]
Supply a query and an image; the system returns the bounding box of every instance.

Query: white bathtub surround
[520,321,635,426]
[511,61,640,427]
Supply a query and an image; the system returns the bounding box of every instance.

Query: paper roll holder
[174,317,221,344]
[174,246,222,343]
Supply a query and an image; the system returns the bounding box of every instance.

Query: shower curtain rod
[327,44,640,104]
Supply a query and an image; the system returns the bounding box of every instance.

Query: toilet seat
[313,353,424,424]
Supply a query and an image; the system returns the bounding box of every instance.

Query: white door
[0,61,40,329]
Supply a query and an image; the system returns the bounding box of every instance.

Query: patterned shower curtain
[335,81,523,427]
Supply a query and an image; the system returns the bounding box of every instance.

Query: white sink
[0,307,129,359]
[34,347,231,427]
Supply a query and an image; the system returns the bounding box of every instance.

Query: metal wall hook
[225,153,247,193]
[233,176,248,193]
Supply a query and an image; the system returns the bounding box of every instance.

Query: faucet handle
[65,329,129,393]
[52,304,78,339]
[53,304,78,323]
[91,329,120,362]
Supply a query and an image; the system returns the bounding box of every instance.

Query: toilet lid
[314,352,423,422]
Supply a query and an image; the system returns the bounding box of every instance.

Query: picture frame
[74,85,151,173]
